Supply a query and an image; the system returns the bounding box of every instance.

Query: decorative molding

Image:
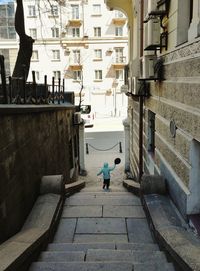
[164,40,200,63]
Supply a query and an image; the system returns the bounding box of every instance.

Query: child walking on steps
[97,162,116,190]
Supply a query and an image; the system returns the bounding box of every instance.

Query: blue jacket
[97,162,115,180]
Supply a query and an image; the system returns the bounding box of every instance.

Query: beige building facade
[106,0,200,219]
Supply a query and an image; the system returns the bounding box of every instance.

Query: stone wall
[0,105,79,243]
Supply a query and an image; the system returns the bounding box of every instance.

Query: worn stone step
[38,251,85,262]
[86,249,167,263]
[29,261,175,271]
[47,242,159,252]
[39,249,167,263]
[29,261,133,271]
[47,242,115,252]
[134,262,176,271]
[65,195,141,206]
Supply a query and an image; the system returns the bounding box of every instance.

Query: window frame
[92,4,101,16]
[94,49,102,60]
[94,70,103,80]
[72,27,80,38]
[94,27,101,37]
[51,27,59,38]
[115,26,123,37]
[31,50,39,61]
[52,49,60,61]
[71,4,80,19]
[28,5,36,17]
[53,71,61,81]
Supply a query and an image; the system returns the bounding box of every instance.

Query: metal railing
[0,55,74,105]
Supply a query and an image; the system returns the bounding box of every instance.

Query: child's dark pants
[103,179,110,189]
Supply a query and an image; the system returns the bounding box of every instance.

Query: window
[71,5,79,19]
[53,71,61,80]
[188,139,200,214]
[73,50,80,63]
[28,5,36,17]
[51,27,59,38]
[115,11,124,18]
[115,48,124,63]
[115,70,123,80]
[94,49,102,59]
[29,28,37,39]
[115,26,123,36]
[35,71,40,81]
[73,70,82,81]
[94,27,101,37]
[147,111,155,154]
[188,0,200,41]
[31,50,38,61]
[93,4,101,15]
[50,5,58,16]
[176,0,190,45]
[8,27,16,39]
[95,70,102,80]
[72,27,80,37]
[52,50,60,61]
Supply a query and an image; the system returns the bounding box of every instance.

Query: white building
[10,0,128,117]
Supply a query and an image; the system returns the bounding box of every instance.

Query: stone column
[79,123,87,175]
[188,0,200,40]
[123,117,130,172]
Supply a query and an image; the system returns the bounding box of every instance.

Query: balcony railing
[112,56,127,68]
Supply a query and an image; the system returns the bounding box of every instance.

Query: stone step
[86,249,167,263]
[29,261,175,271]
[38,251,85,262]
[29,261,133,271]
[47,242,159,252]
[65,194,141,206]
[134,262,175,271]
[38,249,167,264]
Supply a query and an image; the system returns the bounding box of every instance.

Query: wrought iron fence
[0,55,74,105]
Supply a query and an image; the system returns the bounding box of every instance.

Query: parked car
[80,104,94,127]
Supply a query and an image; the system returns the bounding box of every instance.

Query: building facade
[106,0,200,219]
[0,0,128,117]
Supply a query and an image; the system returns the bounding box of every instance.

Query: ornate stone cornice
[164,39,200,63]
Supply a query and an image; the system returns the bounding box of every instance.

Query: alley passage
[29,185,175,271]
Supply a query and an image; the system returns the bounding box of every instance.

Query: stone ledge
[143,193,200,271]
[0,193,63,271]
[0,104,74,115]
[65,180,85,196]
[123,179,140,196]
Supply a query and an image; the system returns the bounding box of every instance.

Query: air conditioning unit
[64,48,70,56]
[142,55,157,79]
[74,112,82,125]
[132,77,145,95]
[144,18,160,50]
[148,0,158,14]
[120,84,128,93]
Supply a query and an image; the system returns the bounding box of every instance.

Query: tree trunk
[12,0,34,81]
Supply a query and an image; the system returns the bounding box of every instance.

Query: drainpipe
[138,0,144,181]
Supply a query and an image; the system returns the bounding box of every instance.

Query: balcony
[68,62,82,71]
[112,56,127,69]
[67,17,82,27]
[112,17,126,26]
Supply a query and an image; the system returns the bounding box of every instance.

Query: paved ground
[80,120,126,190]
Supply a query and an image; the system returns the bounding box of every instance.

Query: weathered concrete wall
[0,105,79,243]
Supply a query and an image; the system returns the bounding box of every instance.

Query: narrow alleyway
[29,141,176,271]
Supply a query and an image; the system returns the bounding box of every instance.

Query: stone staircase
[29,187,176,271]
